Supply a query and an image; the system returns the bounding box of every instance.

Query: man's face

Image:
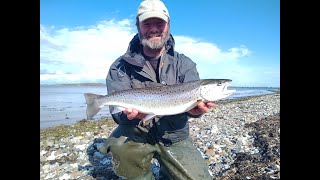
[138,18,170,50]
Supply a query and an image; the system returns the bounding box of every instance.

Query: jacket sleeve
[106,60,140,125]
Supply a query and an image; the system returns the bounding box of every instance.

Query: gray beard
[140,32,170,50]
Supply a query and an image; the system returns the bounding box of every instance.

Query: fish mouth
[222,81,236,96]
[218,79,236,98]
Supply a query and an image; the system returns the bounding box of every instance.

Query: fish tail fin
[84,93,103,120]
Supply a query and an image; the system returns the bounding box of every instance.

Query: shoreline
[40,93,280,179]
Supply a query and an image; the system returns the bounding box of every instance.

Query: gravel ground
[40,93,280,180]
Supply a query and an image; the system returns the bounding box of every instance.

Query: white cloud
[40,19,279,87]
[40,19,136,84]
[174,36,251,64]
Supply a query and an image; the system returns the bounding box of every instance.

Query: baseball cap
[137,0,170,23]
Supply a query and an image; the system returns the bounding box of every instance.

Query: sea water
[40,85,278,129]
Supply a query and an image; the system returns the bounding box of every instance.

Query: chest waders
[100,124,212,180]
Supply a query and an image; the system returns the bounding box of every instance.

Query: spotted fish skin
[84,79,235,120]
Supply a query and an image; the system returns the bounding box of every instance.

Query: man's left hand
[188,101,217,115]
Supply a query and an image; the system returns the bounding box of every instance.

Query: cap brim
[138,11,168,22]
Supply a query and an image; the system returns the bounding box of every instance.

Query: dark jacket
[106,33,201,145]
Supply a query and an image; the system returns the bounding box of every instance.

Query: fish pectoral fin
[110,106,126,114]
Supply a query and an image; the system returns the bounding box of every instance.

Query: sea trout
[84,79,236,124]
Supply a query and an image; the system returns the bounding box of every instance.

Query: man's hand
[188,101,217,115]
[123,108,147,120]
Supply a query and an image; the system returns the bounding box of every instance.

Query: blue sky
[40,0,280,87]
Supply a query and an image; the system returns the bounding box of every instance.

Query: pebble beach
[40,93,280,180]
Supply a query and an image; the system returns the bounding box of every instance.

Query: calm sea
[40,85,278,129]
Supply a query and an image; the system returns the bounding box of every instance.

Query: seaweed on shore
[40,118,116,140]
[218,113,280,180]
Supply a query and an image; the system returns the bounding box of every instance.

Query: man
[101,0,215,179]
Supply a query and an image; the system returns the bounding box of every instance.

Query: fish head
[199,79,236,101]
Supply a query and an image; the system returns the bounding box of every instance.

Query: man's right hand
[123,108,147,120]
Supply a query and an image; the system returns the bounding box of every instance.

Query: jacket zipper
[159,51,166,85]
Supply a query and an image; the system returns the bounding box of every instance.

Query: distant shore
[40,83,106,87]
